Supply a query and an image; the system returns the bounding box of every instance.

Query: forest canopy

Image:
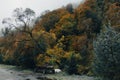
[0,0,119,76]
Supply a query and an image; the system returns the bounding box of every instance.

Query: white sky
[0,0,82,30]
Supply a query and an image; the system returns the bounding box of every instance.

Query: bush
[60,51,81,75]
[93,26,120,80]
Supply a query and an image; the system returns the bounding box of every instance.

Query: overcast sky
[0,0,82,30]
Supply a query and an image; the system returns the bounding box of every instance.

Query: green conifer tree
[93,26,120,80]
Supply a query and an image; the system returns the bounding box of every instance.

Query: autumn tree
[75,0,101,35]
[2,8,35,31]
[1,8,50,67]
[2,8,48,54]
[60,51,80,75]
[53,13,77,39]
[36,8,70,32]
[39,10,60,32]
[105,2,120,31]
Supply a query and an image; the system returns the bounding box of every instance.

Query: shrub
[60,51,81,75]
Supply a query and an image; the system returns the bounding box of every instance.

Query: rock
[54,69,61,73]
[36,76,46,79]
[10,72,13,73]
[25,78,30,80]
[36,76,54,80]
[34,65,55,74]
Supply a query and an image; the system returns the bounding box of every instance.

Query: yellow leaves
[76,0,96,17]
[77,65,89,74]
[63,51,82,61]
[58,13,75,26]
[47,46,65,58]
[44,56,51,63]
[71,34,87,51]
[36,54,45,66]
[61,13,74,20]
[36,46,65,66]
[50,32,56,40]
[75,1,97,33]
[105,2,120,30]
[63,51,70,59]
[36,57,48,66]
[75,53,82,60]
[53,8,69,19]
[53,13,77,37]
[106,3,120,18]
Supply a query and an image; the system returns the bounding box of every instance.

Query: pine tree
[93,26,120,80]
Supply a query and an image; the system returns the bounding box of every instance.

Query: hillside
[0,0,120,76]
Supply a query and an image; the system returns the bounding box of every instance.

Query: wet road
[0,64,40,80]
[0,67,21,80]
